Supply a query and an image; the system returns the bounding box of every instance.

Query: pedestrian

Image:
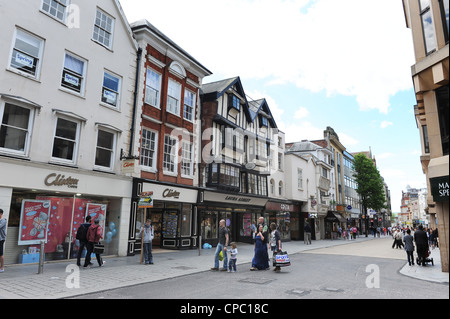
[395,229,404,249]
[228,242,238,272]
[414,225,429,266]
[269,223,282,272]
[84,218,105,268]
[0,209,6,273]
[211,219,228,271]
[304,222,312,245]
[403,229,415,266]
[76,215,92,267]
[250,224,270,271]
[257,216,269,245]
[352,226,357,239]
[141,219,154,265]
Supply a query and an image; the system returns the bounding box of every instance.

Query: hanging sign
[18,200,51,245]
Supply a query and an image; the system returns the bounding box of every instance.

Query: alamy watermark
[365,264,380,289]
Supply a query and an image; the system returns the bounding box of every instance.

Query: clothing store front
[264,200,301,241]
[0,159,132,265]
[197,190,268,246]
[325,211,346,239]
[128,179,198,255]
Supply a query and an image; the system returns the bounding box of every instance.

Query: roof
[130,19,212,76]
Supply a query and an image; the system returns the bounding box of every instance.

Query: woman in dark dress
[251,225,269,270]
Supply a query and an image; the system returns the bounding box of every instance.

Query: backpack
[76,224,89,241]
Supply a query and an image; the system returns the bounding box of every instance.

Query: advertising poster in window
[18,200,51,245]
[86,203,107,237]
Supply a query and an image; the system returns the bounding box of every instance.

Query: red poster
[19,200,51,245]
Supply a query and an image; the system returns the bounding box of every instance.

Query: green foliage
[352,153,386,212]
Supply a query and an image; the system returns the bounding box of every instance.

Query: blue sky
[120,0,427,213]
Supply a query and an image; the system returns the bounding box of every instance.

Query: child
[228,242,238,272]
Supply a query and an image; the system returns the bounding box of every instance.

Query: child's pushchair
[417,250,434,266]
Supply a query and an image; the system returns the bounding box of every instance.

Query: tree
[352,153,386,236]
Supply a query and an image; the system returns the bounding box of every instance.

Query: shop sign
[430,176,449,202]
[265,201,300,213]
[44,173,79,189]
[122,159,137,174]
[203,191,268,207]
[163,189,180,199]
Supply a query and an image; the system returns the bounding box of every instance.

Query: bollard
[37,241,45,274]
[198,236,202,256]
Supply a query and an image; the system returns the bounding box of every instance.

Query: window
[140,128,157,170]
[260,116,268,127]
[439,0,449,43]
[167,79,181,115]
[183,89,196,121]
[93,9,114,49]
[0,103,33,155]
[278,152,283,170]
[9,29,44,78]
[41,0,69,22]
[95,129,115,169]
[61,53,86,94]
[102,71,121,107]
[145,68,162,108]
[51,117,79,163]
[419,0,437,55]
[163,135,178,173]
[297,168,303,189]
[279,181,283,196]
[436,85,449,155]
[229,94,240,111]
[422,125,430,153]
[270,179,275,195]
[181,142,193,176]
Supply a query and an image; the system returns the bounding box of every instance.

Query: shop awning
[325,211,346,223]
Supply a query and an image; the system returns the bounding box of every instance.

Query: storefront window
[201,211,217,239]
[181,204,192,237]
[5,190,119,265]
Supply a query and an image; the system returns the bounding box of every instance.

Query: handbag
[93,243,105,254]
[273,251,291,267]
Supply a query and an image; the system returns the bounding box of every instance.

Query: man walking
[0,209,6,273]
[211,219,229,271]
[304,222,312,245]
[414,225,429,266]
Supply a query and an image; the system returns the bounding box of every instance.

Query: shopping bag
[219,250,223,261]
[93,243,105,254]
[273,251,291,267]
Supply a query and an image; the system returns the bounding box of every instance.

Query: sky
[120,0,428,213]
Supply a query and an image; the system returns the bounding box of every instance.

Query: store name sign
[430,176,449,202]
[163,189,180,199]
[44,173,79,189]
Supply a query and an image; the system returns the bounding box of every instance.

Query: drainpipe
[128,47,143,158]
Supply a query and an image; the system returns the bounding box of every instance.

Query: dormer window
[229,94,240,111]
[260,116,268,127]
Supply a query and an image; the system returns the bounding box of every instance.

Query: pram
[416,250,434,266]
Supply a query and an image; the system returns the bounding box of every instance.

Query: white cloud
[381,121,393,129]
[294,107,309,119]
[377,152,394,159]
[120,0,415,115]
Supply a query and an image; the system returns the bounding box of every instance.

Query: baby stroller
[417,250,434,266]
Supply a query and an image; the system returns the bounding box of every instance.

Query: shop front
[127,179,198,255]
[0,159,132,265]
[264,200,301,241]
[325,211,346,239]
[197,190,268,246]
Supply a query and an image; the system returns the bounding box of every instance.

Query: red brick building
[127,20,212,253]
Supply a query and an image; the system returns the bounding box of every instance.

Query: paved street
[1,236,448,300]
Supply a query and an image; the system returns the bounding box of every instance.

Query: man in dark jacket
[76,215,91,267]
[414,225,429,266]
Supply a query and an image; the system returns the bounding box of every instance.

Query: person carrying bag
[83,218,105,268]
